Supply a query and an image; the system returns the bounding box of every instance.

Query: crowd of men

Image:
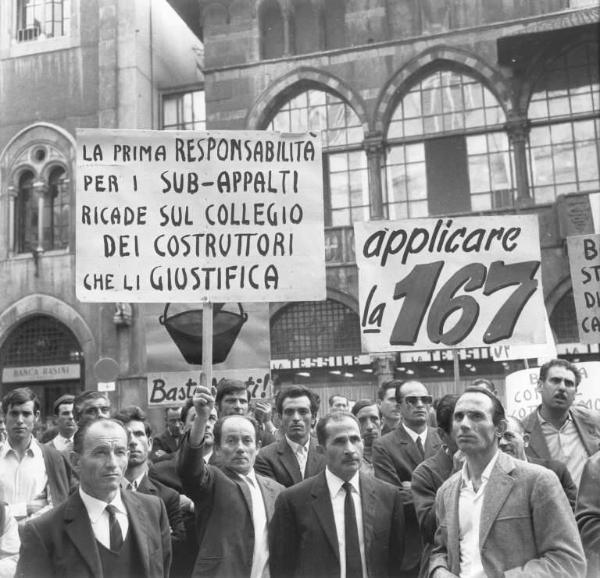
[0,357,598,577]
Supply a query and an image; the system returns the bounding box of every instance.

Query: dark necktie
[342,482,363,578]
[105,504,123,551]
[416,436,425,460]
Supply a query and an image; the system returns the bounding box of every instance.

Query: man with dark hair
[178,386,283,577]
[113,406,186,553]
[0,387,72,522]
[500,415,577,509]
[351,399,381,476]
[269,412,406,578]
[73,390,112,425]
[430,387,586,578]
[411,394,460,578]
[17,418,172,578]
[471,378,497,395]
[215,379,276,447]
[522,358,600,487]
[151,406,183,462]
[254,385,326,487]
[46,394,77,453]
[373,380,441,578]
[377,380,403,434]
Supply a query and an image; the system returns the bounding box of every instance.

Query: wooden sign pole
[452,349,460,391]
[202,302,213,391]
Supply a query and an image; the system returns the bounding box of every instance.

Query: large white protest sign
[355,215,546,352]
[567,234,600,344]
[505,361,600,419]
[76,129,325,302]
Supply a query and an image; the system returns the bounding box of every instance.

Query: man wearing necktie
[269,412,406,578]
[16,418,171,578]
[178,385,284,578]
[372,380,441,578]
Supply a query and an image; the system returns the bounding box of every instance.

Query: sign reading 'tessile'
[355,215,547,352]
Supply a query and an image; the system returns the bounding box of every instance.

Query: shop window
[527,43,600,204]
[271,300,361,358]
[0,315,82,367]
[267,88,367,226]
[549,291,579,343]
[385,69,513,218]
[260,0,285,59]
[162,90,206,131]
[16,0,70,42]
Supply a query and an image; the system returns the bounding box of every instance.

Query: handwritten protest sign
[76,129,325,303]
[355,215,546,352]
[505,362,600,419]
[567,234,600,344]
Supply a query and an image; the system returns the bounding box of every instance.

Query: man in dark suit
[372,380,441,578]
[1,387,72,522]
[16,418,171,578]
[576,451,600,577]
[269,411,405,578]
[254,385,326,486]
[151,406,183,462]
[522,358,600,487]
[178,385,284,578]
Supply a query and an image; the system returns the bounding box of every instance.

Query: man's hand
[254,400,274,426]
[189,385,216,446]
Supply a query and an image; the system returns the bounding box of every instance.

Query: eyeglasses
[402,396,433,406]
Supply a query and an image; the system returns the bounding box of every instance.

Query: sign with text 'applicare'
[355,215,546,352]
[76,129,326,303]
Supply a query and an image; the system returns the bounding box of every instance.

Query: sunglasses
[401,396,433,406]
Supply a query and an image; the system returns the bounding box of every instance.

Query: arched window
[45,166,70,250]
[15,171,37,253]
[267,88,367,226]
[527,43,599,204]
[385,69,513,218]
[260,0,285,59]
[271,299,361,358]
[549,291,579,343]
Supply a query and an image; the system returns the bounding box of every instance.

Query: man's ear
[523,433,530,448]
[496,419,507,437]
[316,444,325,455]
[148,436,153,452]
[34,410,40,423]
[70,451,81,474]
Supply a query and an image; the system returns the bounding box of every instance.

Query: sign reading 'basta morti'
[76,129,326,303]
[355,215,547,351]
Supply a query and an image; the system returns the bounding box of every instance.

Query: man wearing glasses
[373,380,441,578]
[522,358,600,488]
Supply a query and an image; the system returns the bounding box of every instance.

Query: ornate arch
[246,66,368,131]
[373,46,512,134]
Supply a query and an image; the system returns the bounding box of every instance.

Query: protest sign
[567,234,600,344]
[355,215,546,352]
[76,129,325,303]
[491,314,556,362]
[505,361,600,419]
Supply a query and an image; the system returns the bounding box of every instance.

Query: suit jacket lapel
[359,474,377,566]
[227,470,253,517]
[479,454,515,546]
[64,493,104,578]
[311,472,339,560]
[122,491,152,576]
[257,476,277,520]
[573,411,600,456]
[397,428,422,468]
[524,412,550,460]
[446,475,461,571]
[279,440,302,483]
[137,474,157,495]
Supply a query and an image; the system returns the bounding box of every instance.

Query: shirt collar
[79,487,127,522]
[0,436,41,459]
[325,467,360,499]
[121,471,145,491]
[56,433,74,443]
[402,423,427,443]
[537,409,573,426]
[460,449,500,486]
[285,436,309,454]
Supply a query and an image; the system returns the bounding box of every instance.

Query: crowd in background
[0,357,599,577]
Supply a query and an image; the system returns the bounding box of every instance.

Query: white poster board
[355,215,546,352]
[76,129,326,303]
[505,361,600,419]
[567,234,600,344]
